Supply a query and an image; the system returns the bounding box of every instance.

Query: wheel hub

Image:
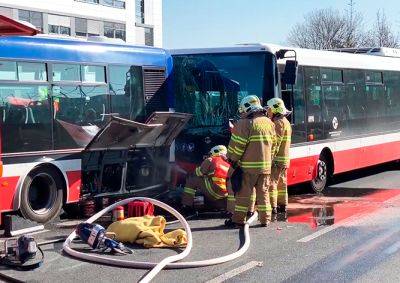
[317,160,327,181]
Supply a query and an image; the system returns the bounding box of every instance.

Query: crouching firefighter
[181,145,232,210]
[267,98,292,214]
[225,95,276,228]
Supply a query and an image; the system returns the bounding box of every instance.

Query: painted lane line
[297,193,400,243]
[297,213,363,243]
[206,261,263,283]
[384,240,400,255]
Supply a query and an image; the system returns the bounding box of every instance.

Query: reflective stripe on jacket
[272,116,292,168]
[227,112,276,174]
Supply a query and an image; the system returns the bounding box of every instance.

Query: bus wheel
[310,155,329,193]
[20,167,64,223]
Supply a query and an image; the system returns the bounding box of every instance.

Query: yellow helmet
[210,145,227,156]
[266,97,290,115]
[238,95,263,114]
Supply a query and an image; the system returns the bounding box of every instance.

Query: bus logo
[332,117,339,130]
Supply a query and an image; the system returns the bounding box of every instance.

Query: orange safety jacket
[195,156,231,193]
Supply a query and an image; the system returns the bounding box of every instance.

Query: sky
[162,0,400,49]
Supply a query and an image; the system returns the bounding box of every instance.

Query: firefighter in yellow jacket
[225,95,276,227]
[181,145,232,209]
[267,98,292,213]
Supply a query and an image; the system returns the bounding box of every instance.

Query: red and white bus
[170,44,400,192]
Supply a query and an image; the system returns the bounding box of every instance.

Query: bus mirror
[282,60,298,85]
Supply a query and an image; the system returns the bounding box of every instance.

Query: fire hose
[63,197,258,283]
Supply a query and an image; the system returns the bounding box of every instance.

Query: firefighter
[181,145,231,210]
[225,95,276,228]
[266,98,292,213]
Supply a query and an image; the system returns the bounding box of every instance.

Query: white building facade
[0,0,162,47]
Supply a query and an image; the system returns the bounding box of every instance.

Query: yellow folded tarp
[106,215,187,248]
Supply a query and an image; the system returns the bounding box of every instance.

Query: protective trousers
[227,188,256,214]
[182,175,227,209]
[269,166,288,207]
[232,173,271,225]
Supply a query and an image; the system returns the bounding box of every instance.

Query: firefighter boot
[224,218,244,229]
[277,205,287,213]
[260,219,271,227]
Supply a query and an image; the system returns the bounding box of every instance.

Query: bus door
[304,67,324,141]
[281,66,307,144]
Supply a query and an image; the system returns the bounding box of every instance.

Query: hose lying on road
[62,197,257,283]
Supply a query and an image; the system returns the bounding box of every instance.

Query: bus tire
[310,154,329,193]
[20,166,64,223]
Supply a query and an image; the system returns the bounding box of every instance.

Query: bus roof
[170,43,278,55]
[171,43,400,72]
[0,35,169,66]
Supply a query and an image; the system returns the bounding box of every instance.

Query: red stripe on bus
[66,171,81,203]
[333,140,400,174]
[0,176,19,224]
[178,140,400,187]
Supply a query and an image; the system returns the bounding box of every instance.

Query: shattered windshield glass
[173,52,269,127]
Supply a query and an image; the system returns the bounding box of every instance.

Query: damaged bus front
[170,45,296,176]
[81,112,191,199]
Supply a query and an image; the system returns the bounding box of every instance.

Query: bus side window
[109,65,144,121]
[384,71,400,118]
[344,69,366,121]
[0,85,52,153]
[365,71,384,119]
[321,68,346,131]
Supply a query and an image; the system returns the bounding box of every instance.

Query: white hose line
[63,197,193,283]
[63,197,258,282]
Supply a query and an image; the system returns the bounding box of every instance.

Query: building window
[144,27,154,46]
[136,0,145,24]
[75,0,125,8]
[75,18,87,37]
[113,0,126,9]
[104,22,126,41]
[76,0,99,4]
[48,14,71,36]
[18,10,43,31]
[0,7,13,18]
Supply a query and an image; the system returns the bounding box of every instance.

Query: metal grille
[143,68,166,103]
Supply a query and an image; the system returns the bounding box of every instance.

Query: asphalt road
[2,162,400,283]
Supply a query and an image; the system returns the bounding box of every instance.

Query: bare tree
[287,1,400,49]
[366,9,399,47]
[288,8,364,49]
[343,0,367,47]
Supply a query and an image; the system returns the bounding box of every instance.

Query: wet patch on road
[286,187,400,229]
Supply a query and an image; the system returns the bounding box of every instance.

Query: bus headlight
[139,166,150,177]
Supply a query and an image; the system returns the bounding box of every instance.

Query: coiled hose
[63,197,257,283]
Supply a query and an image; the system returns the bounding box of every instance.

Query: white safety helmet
[210,145,227,157]
[266,97,291,115]
[238,95,263,114]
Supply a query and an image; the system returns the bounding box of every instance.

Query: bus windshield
[173,52,275,128]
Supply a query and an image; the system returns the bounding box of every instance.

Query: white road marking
[297,193,400,243]
[384,240,400,255]
[297,214,363,243]
[206,261,263,283]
